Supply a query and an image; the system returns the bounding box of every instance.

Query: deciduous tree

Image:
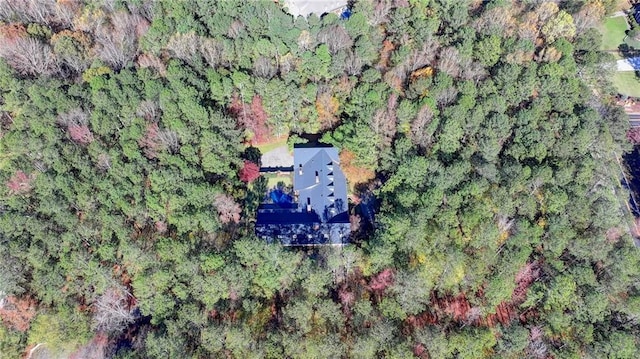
[213,194,241,224]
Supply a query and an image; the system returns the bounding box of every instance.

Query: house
[256,143,350,245]
[281,0,348,18]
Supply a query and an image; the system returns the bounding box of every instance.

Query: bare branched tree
[573,2,604,33]
[436,86,459,107]
[535,2,558,24]
[496,213,515,234]
[92,285,134,333]
[95,12,147,70]
[405,36,440,73]
[318,25,353,54]
[57,108,94,144]
[57,107,88,127]
[0,37,59,76]
[126,0,156,22]
[200,37,224,68]
[136,100,161,122]
[527,326,548,359]
[437,46,461,78]
[253,56,277,78]
[474,6,515,36]
[96,153,111,172]
[371,93,398,150]
[342,50,363,75]
[410,104,434,149]
[166,31,200,62]
[0,0,76,28]
[157,129,179,154]
[227,19,245,39]
[369,0,393,26]
[213,194,241,224]
[459,58,487,83]
[137,52,166,76]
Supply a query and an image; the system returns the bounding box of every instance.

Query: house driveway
[261,146,293,168]
[617,57,640,71]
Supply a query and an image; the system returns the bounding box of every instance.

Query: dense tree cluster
[0,0,638,358]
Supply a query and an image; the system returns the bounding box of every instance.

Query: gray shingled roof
[282,0,348,17]
[294,146,348,223]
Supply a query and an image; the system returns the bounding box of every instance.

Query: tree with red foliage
[229,93,250,127]
[58,108,94,145]
[338,283,356,308]
[239,160,260,183]
[249,95,270,143]
[228,94,271,144]
[369,268,394,294]
[68,124,94,144]
[413,343,427,359]
[139,123,159,158]
[512,262,540,303]
[6,170,35,195]
[627,127,640,144]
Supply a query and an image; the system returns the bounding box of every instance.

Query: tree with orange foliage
[51,29,93,73]
[0,296,37,332]
[339,150,375,187]
[316,90,340,131]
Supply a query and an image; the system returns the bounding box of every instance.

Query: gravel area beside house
[261,146,293,168]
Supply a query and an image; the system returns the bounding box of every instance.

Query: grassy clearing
[601,16,628,51]
[264,172,293,188]
[625,36,640,49]
[255,136,288,154]
[613,71,640,97]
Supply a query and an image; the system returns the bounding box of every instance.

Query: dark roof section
[256,211,320,224]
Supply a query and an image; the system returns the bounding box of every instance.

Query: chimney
[306,197,311,212]
[298,164,303,175]
[315,171,319,183]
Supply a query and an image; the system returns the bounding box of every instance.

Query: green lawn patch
[255,136,288,155]
[264,172,292,188]
[625,36,640,49]
[613,71,640,97]
[601,16,629,50]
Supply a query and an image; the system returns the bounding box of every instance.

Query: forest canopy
[0,0,639,358]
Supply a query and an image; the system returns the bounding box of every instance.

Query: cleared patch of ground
[613,71,640,97]
[261,145,293,168]
[256,136,288,155]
